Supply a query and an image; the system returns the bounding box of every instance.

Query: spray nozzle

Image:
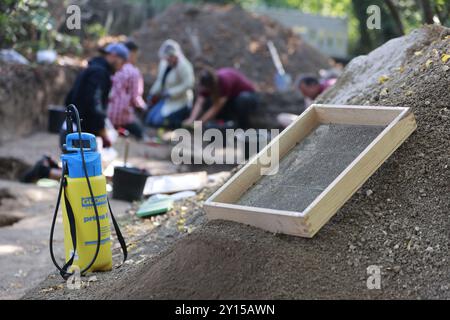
[65,108,74,135]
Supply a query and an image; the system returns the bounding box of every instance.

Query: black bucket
[48,106,66,133]
[112,166,149,202]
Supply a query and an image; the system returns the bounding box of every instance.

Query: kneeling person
[146,40,195,128]
[184,68,258,129]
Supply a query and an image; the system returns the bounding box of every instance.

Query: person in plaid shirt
[108,40,146,139]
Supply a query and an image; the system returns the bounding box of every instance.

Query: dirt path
[0,180,62,299]
[0,178,137,299]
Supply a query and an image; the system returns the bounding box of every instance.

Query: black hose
[49,164,66,275]
[49,104,102,278]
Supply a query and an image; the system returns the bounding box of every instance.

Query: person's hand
[182,118,194,128]
[135,104,147,117]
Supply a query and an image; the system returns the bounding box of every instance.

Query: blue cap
[104,43,129,60]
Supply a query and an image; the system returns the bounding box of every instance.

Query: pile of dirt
[133,4,331,91]
[92,25,449,299]
[21,25,448,300]
[0,63,78,144]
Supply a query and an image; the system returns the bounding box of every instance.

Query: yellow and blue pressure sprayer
[50,105,127,279]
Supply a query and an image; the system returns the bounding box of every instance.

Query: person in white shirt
[146,40,195,128]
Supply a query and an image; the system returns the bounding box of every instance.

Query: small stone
[378,75,390,84]
[380,88,389,97]
[425,246,434,253]
[366,189,373,197]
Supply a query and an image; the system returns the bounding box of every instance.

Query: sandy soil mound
[133,4,331,91]
[99,25,450,299]
[102,221,366,299]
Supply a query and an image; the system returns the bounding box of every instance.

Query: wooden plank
[314,104,405,126]
[143,171,208,195]
[302,110,416,236]
[204,202,312,237]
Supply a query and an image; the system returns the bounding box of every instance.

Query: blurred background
[1,0,449,60]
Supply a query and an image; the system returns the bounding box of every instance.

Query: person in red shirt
[184,68,259,129]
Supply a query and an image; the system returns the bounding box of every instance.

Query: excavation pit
[0,158,30,181]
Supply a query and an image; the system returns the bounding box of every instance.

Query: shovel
[267,40,292,92]
[118,127,130,167]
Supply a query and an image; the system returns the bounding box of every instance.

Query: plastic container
[112,166,149,202]
[61,132,112,272]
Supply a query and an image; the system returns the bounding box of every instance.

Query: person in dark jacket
[64,43,129,148]
[21,44,128,183]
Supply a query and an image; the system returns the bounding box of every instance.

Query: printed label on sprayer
[83,213,108,223]
[81,194,107,208]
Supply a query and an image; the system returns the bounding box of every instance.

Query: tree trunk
[433,2,449,25]
[420,0,435,24]
[351,0,373,54]
[384,0,405,35]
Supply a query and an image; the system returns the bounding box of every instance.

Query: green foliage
[0,0,81,55]
[86,23,108,40]
[3,0,447,58]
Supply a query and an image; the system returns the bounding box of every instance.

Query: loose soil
[238,124,385,212]
[25,25,450,299]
